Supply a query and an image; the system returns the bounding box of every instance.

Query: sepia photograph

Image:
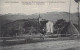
[0,0,80,50]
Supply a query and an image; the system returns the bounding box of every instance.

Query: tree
[54,19,67,29]
[39,21,48,35]
[54,19,68,36]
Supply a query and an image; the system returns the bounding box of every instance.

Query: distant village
[1,16,54,36]
[0,13,80,46]
[0,15,79,38]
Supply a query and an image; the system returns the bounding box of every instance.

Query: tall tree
[54,19,67,37]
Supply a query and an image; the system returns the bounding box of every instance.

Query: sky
[0,0,80,15]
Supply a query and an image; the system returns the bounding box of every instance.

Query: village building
[39,18,54,34]
[38,15,54,34]
[46,21,54,33]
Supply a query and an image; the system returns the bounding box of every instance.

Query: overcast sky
[0,0,80,15]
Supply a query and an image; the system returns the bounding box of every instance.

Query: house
[38,16,54,34]
[46,21,54,33]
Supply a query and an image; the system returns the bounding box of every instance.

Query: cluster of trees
[54,19,67,29]
[0,19,47,37]
[53,19,68,34]
[53,19,78,37]
[0,18,78,37]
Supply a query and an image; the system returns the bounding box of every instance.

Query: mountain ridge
[0,12,79,25]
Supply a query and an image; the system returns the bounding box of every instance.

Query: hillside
[0,12,78,25]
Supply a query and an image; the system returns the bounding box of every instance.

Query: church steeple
[38,14,42,23]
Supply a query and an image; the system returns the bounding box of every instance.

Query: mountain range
[0,12,79,25]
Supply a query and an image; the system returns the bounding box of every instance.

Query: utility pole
[78,2,80,38]
[69,0,71,22]
[68,0,71,38]
[78,2,80,33]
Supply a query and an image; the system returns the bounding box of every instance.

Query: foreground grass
[0,36,79,46]
[0,40,80,50]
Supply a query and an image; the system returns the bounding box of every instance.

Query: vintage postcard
[0,0,80,50]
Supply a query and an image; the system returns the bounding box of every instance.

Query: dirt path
[0,40,80,50]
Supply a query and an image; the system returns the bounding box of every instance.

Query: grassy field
[0,34,80,50]
[0,34,79,46]
[0,40,80,50]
